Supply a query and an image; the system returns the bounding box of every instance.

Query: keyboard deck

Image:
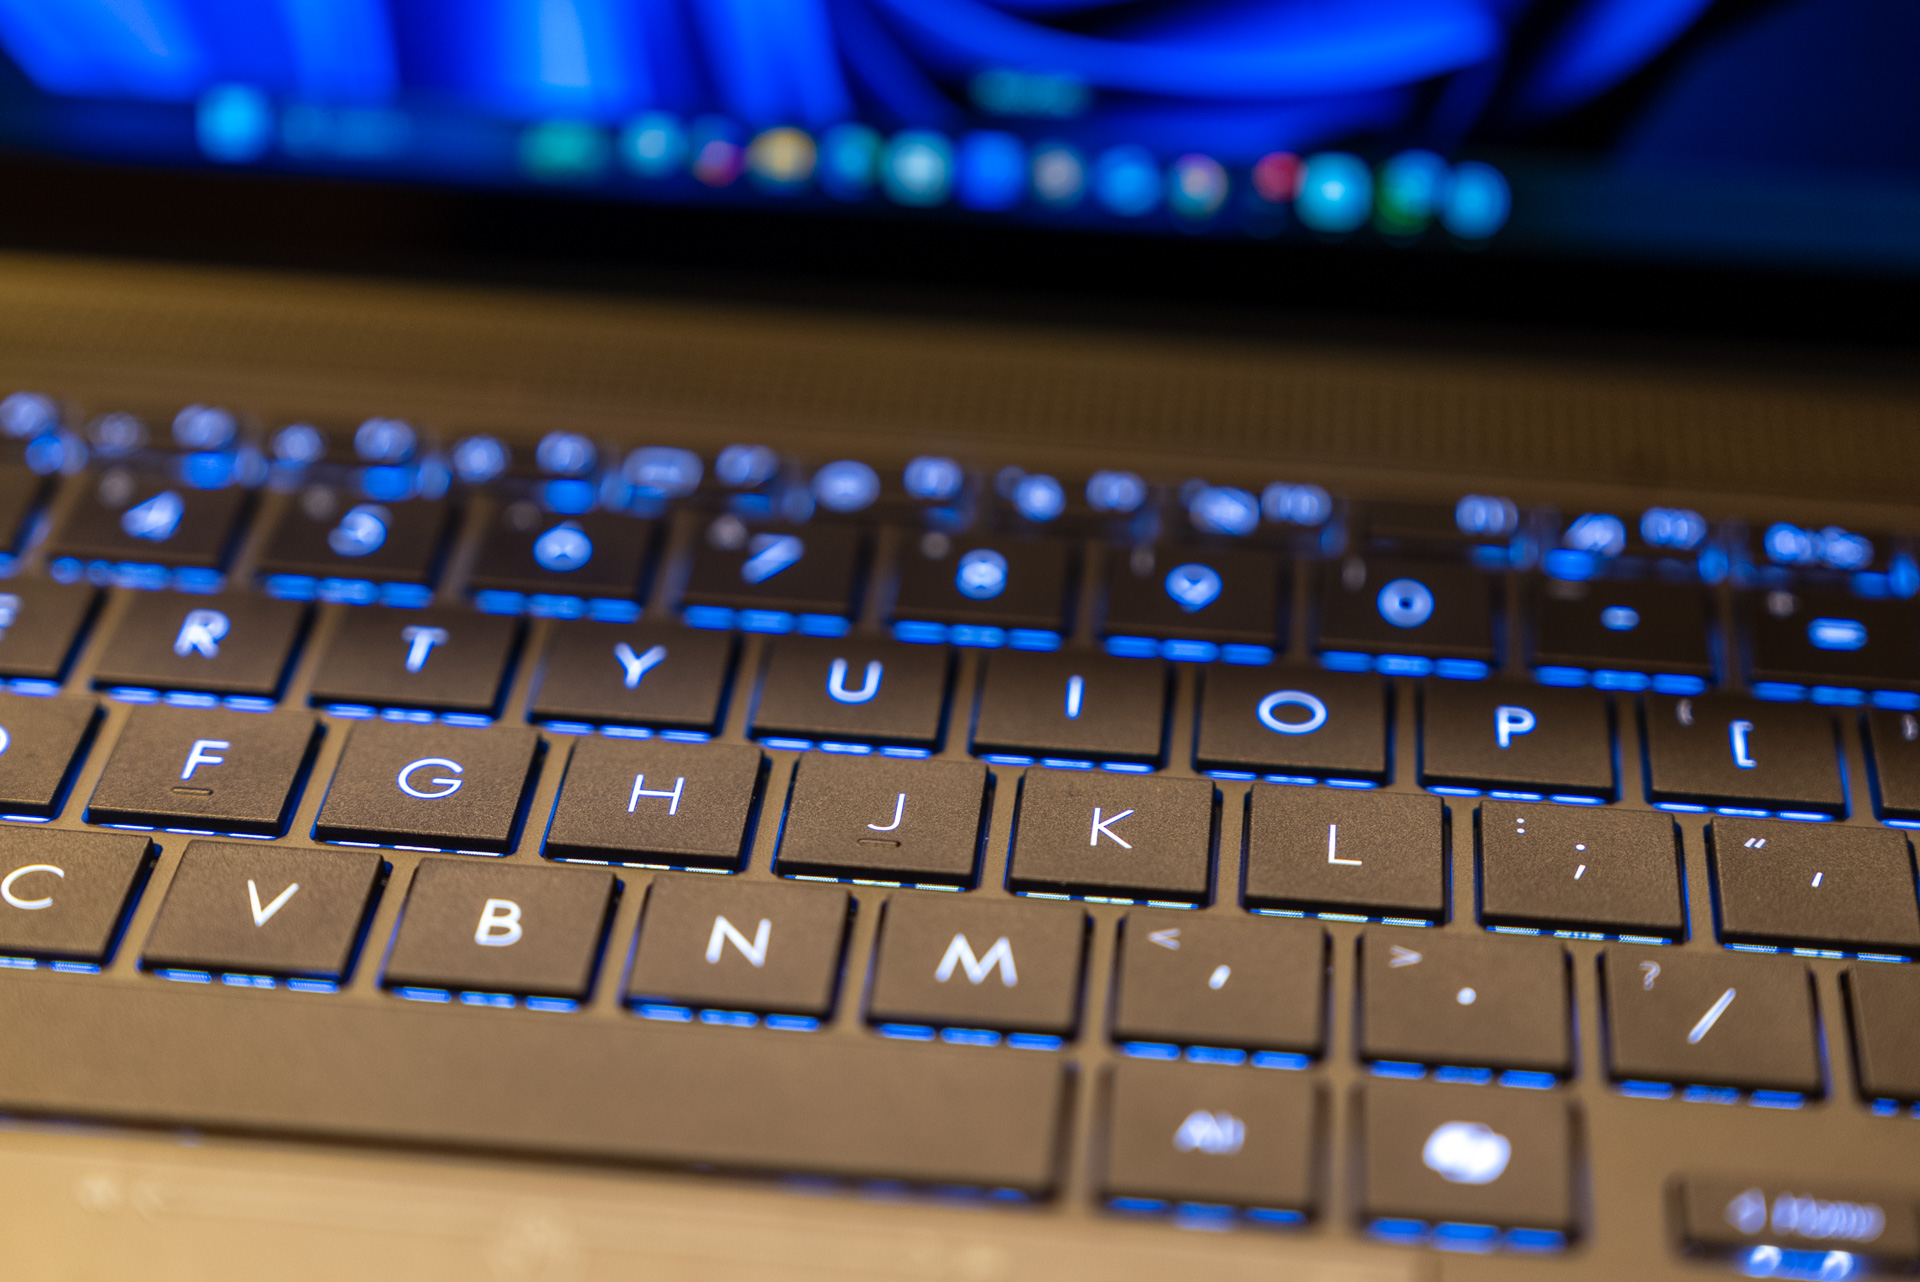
[0,401,1913,1280]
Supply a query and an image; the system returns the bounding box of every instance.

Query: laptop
[0,5,1911,1279]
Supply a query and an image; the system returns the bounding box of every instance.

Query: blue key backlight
[1807,618,1868,651]
[1600,606,1640,631]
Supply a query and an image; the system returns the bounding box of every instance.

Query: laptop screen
[0,1,1912,277]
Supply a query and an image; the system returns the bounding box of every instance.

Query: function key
[1101,545,1286,648]
[1675,1175,1919,1270]
[1847,963,1920,1103]
[1360,1080,1575,1236]
[530,622,734,732]
[1111,911,1324,1055]
[307,606,521,715]
[0,694,97,818]
[1477,802,1685,938]
[890,533,1071,636]
[867,893,1085,1036]
[92,593,308,698]
[382,858,616,1000]
[468,506,657,603]
[1317,557,1497,668]
[85,707,319,836]
[51,470,250,570]
[1865,707,1920,821]
[1358,931,1570,1074]
[1419,680,1614,799]
[141,840,383,981]
[1601,948,1821,1094]
[971,650,1167,764]
[1642,694,1845,816]
[681,517,863,621]
[749,637,950,749]
[543,739,764,869]
[1531,578,1714,686]
[257,492,453,591]
[1101,1060,1319,1216]
[1707,819,1920,955]
[312,721,540,853]
[0,829,150,962]
[626,875,851,1019]
[1007,771,1214,903]
[1745,590,1920,693]
[1243,787,1446,921]
[0,579,97,680]
[774,755,987,886]
[1194,667,1387,782]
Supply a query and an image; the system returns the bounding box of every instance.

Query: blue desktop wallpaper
[0,0,1913,268]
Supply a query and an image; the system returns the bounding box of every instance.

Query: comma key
[1111,911,1325,1054]
[867,893,1085,1035]
[626,874,850,1017]
[1242,787,1446,920]
[383,858,616,999]
[1102,1060,1318,1213]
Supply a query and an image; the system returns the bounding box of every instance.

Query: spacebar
[0,974,1067,1192]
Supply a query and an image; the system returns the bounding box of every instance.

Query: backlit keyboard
[0,397,1914,1279]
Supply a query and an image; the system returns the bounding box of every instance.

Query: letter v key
[248,879,299,927]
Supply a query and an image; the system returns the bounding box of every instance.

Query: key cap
[682,519,862,618]
[307,606,521,714]
[1193,668,1387,783]
[1708,819,1920,954]
[543,738,764,868]
[1643,694,1845,815]
[1747,590,1920,690]
[1243,787,1446,920]
[0,694,97,818]
[313,722,541,853]
[1360,1080,1575,1233]
[972,650,1168,764]
[0,579,97,680]
[469,508,657,600]
[749,637,950,748]
[1359,931,1570,1072]
[140,840,382,980]
[891,533,1071,632]
[1007,771,1215,902]
[1863,708,1920,821]
[257,493,453,586]
[1111,911,1324,1053]
[626,874,851,1017]
[91,592,308,697]
[529,621,734,731]
[0,829,149,961]
[867,893,1085,1035]
[1847,964,1920,1101]
[1477,801,1685,937]
[1102,1060,1318,1213]
[1601,947,1821,1092]
[0,464,43,554]
[1532,578,1715,679]
[0,978,1065,1191]
[774,754,987,885]
[1676,1175,1920,1266]
[1102,545,1286,644]
[1420,680,1614,799]
[51,471,250,569]
[86,707,319,836]
[1317,558,1496,662]
[383,857,615,999]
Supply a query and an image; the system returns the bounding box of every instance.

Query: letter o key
[1257,691,1328,736]
[397,757,464,800]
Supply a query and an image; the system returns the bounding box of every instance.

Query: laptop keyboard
[0,403,1915,1275]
